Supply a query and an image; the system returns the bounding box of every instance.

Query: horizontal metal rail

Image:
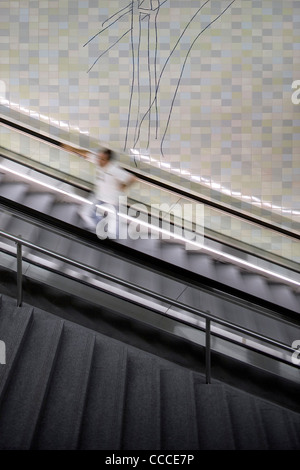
[1,133,299,278]
[0,228,298,386]
[1,179,299,280]
[1,201,298,324]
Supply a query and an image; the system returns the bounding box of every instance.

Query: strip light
[130,150,300,217]
[117,211,300,288]
[0,164,93,205]
[1,101,300,216]
[0,163,299,288]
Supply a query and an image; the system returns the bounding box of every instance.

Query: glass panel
[0,124,95,187]
[0,121,299,279]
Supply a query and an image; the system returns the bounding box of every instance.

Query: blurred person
[61,144,136,238]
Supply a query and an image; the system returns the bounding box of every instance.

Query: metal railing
[0,228,298,385]
[1,118,300,277]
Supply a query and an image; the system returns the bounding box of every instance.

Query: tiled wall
[0,0,299,222]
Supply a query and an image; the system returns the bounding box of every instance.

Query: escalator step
[160,368,198,450]
[78,335,128,450]
[214,264,245,292]
[0,182,29,202]
[194,383,235,449]
[0,296,34,406]
[240,272,270,301]
[32,321,95,450]
[267,283,300,314]
[0,309,64,450]
[23,192,56,215]
[121,351,161,450]
[225,388,269,450]
[49,202,80,225]
[260,405,300,450]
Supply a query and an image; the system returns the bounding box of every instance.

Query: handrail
[1,117,299,282]
[1,115,299,240]
[0,196,299,325]
[0,167,298,279]
[126,168,300,240]
[0,228,298,385]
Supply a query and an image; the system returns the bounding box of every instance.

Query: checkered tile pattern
[0,1,299,260]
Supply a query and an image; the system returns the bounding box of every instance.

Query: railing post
[206,317,211,384]
[16,240,23,307]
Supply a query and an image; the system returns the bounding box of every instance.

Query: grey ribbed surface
[121,351,161,450]
[259,406,300,450]
[0,304,64,449]
[225,386,300,450]
[0,297,33,405]
[32,321,95,450]
[0,293,300,450]
[225,388,269,450]
[160,368,199,450]
[194,383,236,450]
[78,335,128,450]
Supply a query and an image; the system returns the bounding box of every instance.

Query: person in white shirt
[61,144,136,237]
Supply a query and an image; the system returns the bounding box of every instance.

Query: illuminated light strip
[201,247,300,287]
[0,164,93,205]
[0,162,298,288]
[1,101,299,216]
[116,212,300,288]
[131,153,299,217]
[0,99,90,136]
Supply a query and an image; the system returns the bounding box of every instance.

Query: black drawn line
[146,13,152,150]
[87,28,131,73]
[133,0,211,149]
[160,0,237,156]
[124,2,136,153]
[83,8,133,48]
[153,1,160,139]
[140,0,167,13]
[102,2,133,27]
[133,11,144,145]
[85,0,167,154]
[132,11,152,150]
[84,0,235,159]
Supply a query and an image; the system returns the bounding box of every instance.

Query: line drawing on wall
[84,0,236,158]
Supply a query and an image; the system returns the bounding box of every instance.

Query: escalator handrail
[1,115,299,241]
[0,194,299,324]
[0,227,298,370]
[0,151,299,275]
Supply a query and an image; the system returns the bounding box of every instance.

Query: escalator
[0,117,299,392]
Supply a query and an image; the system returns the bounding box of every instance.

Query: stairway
[0,293,299,450]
